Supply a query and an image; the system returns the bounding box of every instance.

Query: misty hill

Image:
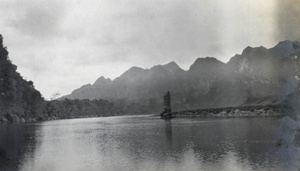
[0,35,46,123]
[63,40,300,112]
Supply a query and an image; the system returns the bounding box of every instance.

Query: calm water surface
[0,115,299,171]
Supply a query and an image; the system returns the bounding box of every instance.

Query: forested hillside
[0,35,46,122]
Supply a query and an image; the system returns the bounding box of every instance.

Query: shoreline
[171,104,286,118]
[0,104,290,124]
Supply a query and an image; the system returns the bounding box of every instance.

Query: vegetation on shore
[171,104,285,118]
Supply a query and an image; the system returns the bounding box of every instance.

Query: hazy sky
[0,0,299,99]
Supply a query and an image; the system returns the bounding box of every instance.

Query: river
[0,115,299,171]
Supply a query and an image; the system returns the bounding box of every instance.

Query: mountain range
[62,40,300,111]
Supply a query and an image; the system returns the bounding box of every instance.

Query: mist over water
[1,115,299,171]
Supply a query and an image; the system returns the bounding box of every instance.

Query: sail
[163,91,171,112]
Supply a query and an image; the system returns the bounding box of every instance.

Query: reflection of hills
[164,120,173,148]
[0,124,40,171]
[63,41,300,112]
[111,117,297,169]
[3,116,298,170]
[177,118,296,168]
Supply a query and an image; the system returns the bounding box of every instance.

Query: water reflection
[165,120,173,148]
[0,123,40,171]
[0,116,299,171]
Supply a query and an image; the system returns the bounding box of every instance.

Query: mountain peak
[189,57,225,72]
[119,66,147,79]
[164,61,177,67]
[241,46,267,56]
[190,57,222,68]
[274,40,300,49]
[93,76,112,86]
[162,61,184,73]
[194,57,221,63]
[271,40,300,58]
[123,66,145,73]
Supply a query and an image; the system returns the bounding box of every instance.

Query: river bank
[0,103,293,124]
[171,104,286,118]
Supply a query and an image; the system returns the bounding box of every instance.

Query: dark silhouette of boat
[160,91,174,119]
